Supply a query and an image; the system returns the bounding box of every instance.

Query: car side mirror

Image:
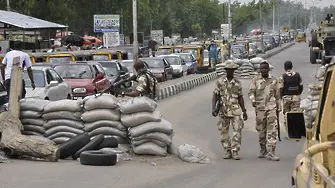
[96,73,104,79]
[49,80,58,87]
[286,112,306,140]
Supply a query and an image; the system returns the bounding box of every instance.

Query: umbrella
[62,34,84,46]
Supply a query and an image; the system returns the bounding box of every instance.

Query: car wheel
[72,134,105,160]
[59,133,91,159]
[80,150,117,166]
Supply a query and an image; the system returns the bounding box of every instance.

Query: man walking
[248,61,281,161]
[1,50,35,99]
[278,61,303,126]
[212,60,248,160]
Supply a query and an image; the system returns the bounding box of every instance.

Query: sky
[219,0,333,8]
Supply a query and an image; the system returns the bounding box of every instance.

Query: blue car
[173,53,197,74]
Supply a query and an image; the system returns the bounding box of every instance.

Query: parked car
[0,82,7,106]
[158,54,188,78]
[53,62,110,99]
[248,43,258,58]
[174,53,197,74]
[23,66,73,100]
[140,57,173,82]
[121,60,151,76]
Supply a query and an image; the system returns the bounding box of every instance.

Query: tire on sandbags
[80,150,117,166]
[98,137,118,149]
[72,134,105,160]
[58,133,90,159]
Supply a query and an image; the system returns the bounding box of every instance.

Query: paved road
[0,43,319,188]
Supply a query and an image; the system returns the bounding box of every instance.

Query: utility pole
[277,1,280,30]
[304,0,307,30]
[6,0,10,11]
[228,0,231,39]
[260,0,264,53]
[295,0,298,29]
[272,4,275,32]
[120,8,123,35]
[132,0,138,66]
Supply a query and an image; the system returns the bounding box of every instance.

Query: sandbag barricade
[82,94,128,143]
[20,98,50,137]
[119,97,174,156]
[42,99,84,144]
[301,82,323,128]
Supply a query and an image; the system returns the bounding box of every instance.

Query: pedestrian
[212,60,248,160]
[1,49,35,100]
[120,60,159,101]
[278,61,303,126]
[207,39,218,67]
[248,61,281,161]
[219,40,228,62]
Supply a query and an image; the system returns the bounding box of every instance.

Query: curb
[157,42,295,101]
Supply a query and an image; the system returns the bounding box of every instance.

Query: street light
[132,0,138,68]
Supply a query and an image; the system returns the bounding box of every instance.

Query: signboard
[103,32,120,47]
[221,24,231,39]
[151,30,164,45]
[119,34,125,45]
[94,15,120,33]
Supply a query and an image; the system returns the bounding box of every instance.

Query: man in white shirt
[1,50,35,99]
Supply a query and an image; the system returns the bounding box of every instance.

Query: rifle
[98,74,137,97]
[276,111,281,141]
[213,94,222,117]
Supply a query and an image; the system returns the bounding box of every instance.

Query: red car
[53,62,110,99]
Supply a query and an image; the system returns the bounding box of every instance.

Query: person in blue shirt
[207,40,218,67]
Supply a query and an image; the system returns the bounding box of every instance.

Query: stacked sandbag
[215,63,226,76]
[82,94,127,143]
[300,82,323,128]
[315,65,328,81]
[119,97,174,156]
[20,98,50,136]
[236,60,258,79]
[42,99,84,144]
[249,57,264,71]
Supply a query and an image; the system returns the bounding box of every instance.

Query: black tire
[59,133,90,159]
[311,32,318,47]
[98,137,118,149]
[310,47,317,64]
[80,150,117,166]
[72,134,105,160]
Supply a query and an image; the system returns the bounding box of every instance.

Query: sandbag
[84,120,125,132]
[88,127,127,138]
[132,138,167,148]
[22,131,44,136]
[178,144,211,164]
[91,135,130,144]
[20,110,42,118]
[132,142,167,156]
[81,109,120,122]
[43,119,84,130]
[52,137,70,145]
[121,110,162,128]
[305,109,317,118]
[308,89,321,96]
[132,132,173,146]
[44,126,84,137]
[118,97,157,114]
[23,124,45,134]
[83,94,118,111]
[249,57,264,64]
[20,118,45,126]
[28,135,56,145]
[307,95,320,102]
[129,119,173,137]
[42,111,82,121]
[48,132,77,140]
[44,99,82,113]
[20,98,50,112]
[303,101,319,111]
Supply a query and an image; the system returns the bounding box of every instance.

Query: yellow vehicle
[46,53,76,64]
[182,45,207,72]
[91,50,117,61]
[287,61,335,187]
[30,52,48,63]
[173,45,184,53]
[157,46,174,55]
[296,32,306,43]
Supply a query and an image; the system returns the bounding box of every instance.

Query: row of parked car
[0,52,198,101]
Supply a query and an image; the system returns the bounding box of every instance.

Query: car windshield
[183,49,198,57]
[54,64,94,79]
[49,57,73,64]
[99,63,118,77]
[122,61,134,72]
[143,59,164,68]
[163,56,179,65]
[92,55,109,61]
[24,70,45,87]
[157,48,172,55]
[179,54,193,62]
[232,48,241,54]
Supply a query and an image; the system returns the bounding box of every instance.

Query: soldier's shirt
[213,76,243,117]
[277,69,303,89]
[135,73,159,98]
[248,74,281,111]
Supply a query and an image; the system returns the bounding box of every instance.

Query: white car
[158,54,188,77]
[23,66,73,100]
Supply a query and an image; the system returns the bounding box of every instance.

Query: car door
[49,69,71,100]
[180,57,188,73]
[163,59,173,80]
[44,69,60,101]
[92,64,110,92]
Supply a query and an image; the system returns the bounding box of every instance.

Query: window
[49,69,63,83]
[45,70,53,84]
[94,64,105,74]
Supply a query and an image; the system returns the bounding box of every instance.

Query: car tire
[72,134,105,160]
[80,150,117,166]
[98,136,118,149]
[59,133,90,159]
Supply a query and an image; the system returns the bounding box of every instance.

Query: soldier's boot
[266,148,280,161]
[258,145,267,158]
[223,150,232,159]
[232,150,240,160]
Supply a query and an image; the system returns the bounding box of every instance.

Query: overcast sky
[219,0,333,8]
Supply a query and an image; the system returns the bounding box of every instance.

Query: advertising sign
[94,15,120,33]
[151,30,164,45]
[103,32,120,47]
[221,24,231,39]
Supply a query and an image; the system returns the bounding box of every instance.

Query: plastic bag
[249,57,264,64]
[178,144,211,164]
[83,94,118,111]
[44,99,82,113]
[42,111,82,121]
[132,142,167,156]
[129,119,173,137]
[118,97,157,114]
[121,110,162,128]
[20,98,50,112]
[84,120,126,132]
[81,109,120,122]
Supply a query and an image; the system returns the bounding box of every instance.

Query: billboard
[94,15,120,33]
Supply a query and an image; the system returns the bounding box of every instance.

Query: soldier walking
[278,61,303,126]
[248,61,281,161]
[212,60,248,160]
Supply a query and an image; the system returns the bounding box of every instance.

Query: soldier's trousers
[219,115,243,152]
[282,95,301,126]
[255,108,278,151]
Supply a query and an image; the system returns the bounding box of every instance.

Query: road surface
[0,43,319,188]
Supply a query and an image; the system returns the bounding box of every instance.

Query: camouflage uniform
[248,74,281,161]
[135,70,159,100]
[214,76,244,156]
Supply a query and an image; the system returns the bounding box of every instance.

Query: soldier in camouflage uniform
[278,61,303,126]
[121,60,159,100]
[212,60,248,160]
[248,61,281,161]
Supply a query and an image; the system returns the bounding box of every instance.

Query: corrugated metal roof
[0,10,68,29]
